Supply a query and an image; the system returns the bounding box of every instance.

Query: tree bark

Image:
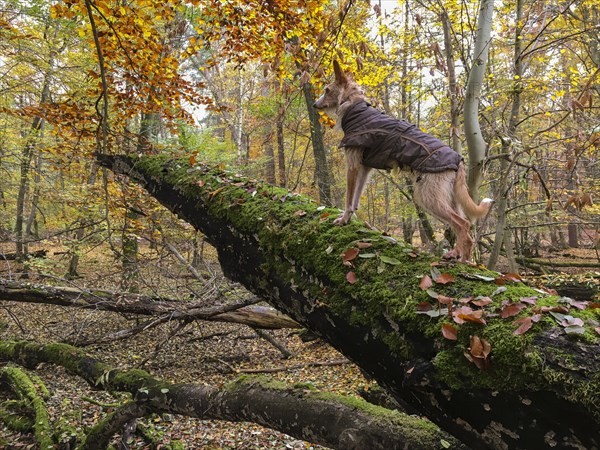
[463,0,494,199]
[302,82,333,206]
[0,341,464,450]
[95,153,600,449]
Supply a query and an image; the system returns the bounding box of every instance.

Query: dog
[313,60,492,261]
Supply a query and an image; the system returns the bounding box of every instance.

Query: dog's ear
[333,60,347,85]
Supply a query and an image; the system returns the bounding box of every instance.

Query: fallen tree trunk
[0,340,464,450]
[96,154,600,449]
[0,280,301,329]
[0,250,47,261]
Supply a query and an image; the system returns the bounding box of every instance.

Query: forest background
[0,0,599,448]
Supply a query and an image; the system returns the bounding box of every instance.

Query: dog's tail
[454,162,493,222]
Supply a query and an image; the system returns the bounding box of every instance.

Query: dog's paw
[442,249,460,261]
[333,212,352,225]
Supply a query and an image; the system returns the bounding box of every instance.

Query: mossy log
[0,340,462,450]
[96,154,600,450]
[0,365,53,448]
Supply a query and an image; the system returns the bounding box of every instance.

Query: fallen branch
[0,250,48,261]
[0,280,301,331]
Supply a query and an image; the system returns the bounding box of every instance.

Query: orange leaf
[356,241,372,249]
[437,295,454,305]
[513,317,533,335]
[441,323,458,340]
[434,273,455,285]
[500,303,525,318]
[453,306,486,325]
[472,297,493,307]
[342,248,359,263]
[419,275,433,290]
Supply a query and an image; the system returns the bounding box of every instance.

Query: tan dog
[314,61,492,261]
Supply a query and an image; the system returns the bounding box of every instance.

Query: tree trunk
[463,0,494,199]
[24,150,43,241]
[277,104,287,187]
[488,0,521,272]
[96,153,600,450]
[440,10,462,153]
[302,82,332,205]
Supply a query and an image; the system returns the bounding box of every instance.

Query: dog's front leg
[333,148,363,225]
[351,165,373,212]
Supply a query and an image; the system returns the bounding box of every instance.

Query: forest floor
[0,240,368,449]
[0,239,598,449]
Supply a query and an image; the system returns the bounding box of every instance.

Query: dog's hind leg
[413,171,473,261]
[334,148,364,225]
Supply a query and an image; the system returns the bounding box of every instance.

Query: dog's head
[313,60,363,118]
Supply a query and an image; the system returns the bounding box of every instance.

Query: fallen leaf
[500,303,525,318]
[293,210,306,217]
[208,187,225,199]
[496,273,522,284]
[342,248,359,263]
[441,323,458,340]
[520,296,538,305]
[437,295,454,305]
[595,327,600,336]
[380,255,401,265]
[419,275,433,290]
[416,308,449,318]
[465,335,492,370]
[426,289,439,299]
[416,302,433,312]
[564,325,586,335]
[453,306,486,325]
[346,271,357,284]
[434,273,455,285]
[513,317,533,335]
[197,179,205,187]
[491,286,508,297]
[358,253,376,258]
[472,297,493,307]
[561,316,584,327]
[356,241,372,249]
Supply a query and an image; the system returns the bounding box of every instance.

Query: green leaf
[379,255,401,265]
[358,253,376,258]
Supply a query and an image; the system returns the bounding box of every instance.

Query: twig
[253,328,294,359]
